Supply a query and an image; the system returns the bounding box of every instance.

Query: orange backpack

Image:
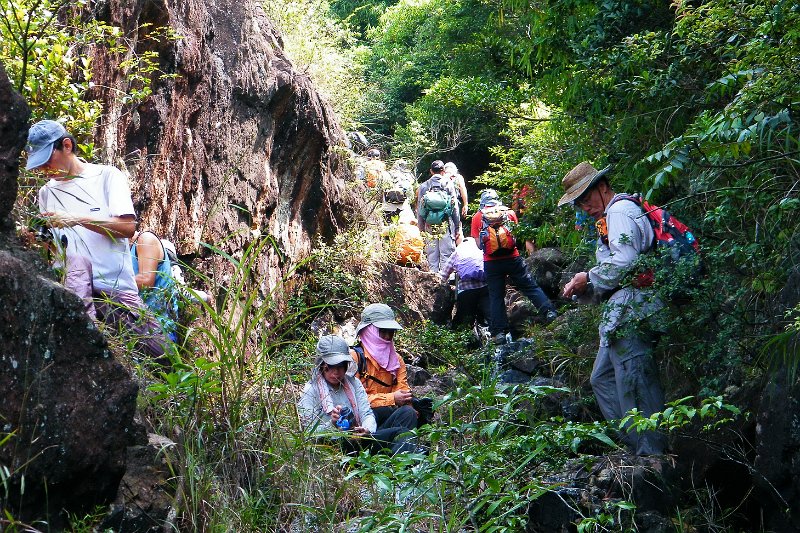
[479,205,516,256]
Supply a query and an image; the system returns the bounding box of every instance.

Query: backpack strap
[352,345,367,377]
[132,230,168,267]
[604,193,660,252]
[352,345,394,388]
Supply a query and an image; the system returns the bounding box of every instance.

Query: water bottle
[336,406,354,430]
[685,231,695,244]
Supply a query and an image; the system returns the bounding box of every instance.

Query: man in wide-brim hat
[560,161,667,456]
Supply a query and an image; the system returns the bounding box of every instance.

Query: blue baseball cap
[25,120,68,170]
[480,189,500,208]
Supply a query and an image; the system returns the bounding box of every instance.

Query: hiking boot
[543,310,558,325]
[492,333,507,345]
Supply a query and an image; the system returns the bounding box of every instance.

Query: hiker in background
[131,230,180,343]
[382,207,424,267]
[559,162,666,456]
[511,182,537,255]
[27,119,168,362]
[471,189,557,345]
[382,159,416,223]
[363,148,390,189]
[298,335,416,455]
[443,162,469,219]
[439,236,489,329]
[416,160,462,272]
[351,303,433,430]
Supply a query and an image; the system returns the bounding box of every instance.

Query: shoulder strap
[352,346,366,377]
[606,193,641,211]
[132,230,168,266]
[352,345,394,388]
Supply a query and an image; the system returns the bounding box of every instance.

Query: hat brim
[25,143,55,170]
[355,319,403,336]
[557,165,611,207]
[320,352,354,367]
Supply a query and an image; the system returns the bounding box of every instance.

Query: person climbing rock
[471,189,557,344]
[363,148,390,189]
[559,162,666,456]
[439,235,490,330]
[416,160,462,272]
[27,119,168,362]
[382,159,415,223]
[298,335,416,455]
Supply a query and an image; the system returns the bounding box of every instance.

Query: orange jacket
[350,345,411,408]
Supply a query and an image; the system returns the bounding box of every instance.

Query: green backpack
[421,184,454,224]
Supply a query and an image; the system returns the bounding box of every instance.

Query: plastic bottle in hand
[336,406,354,430]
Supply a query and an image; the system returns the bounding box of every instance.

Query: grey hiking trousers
[590,286,666,455]
[425,234,455,273]
[590,337,666,456]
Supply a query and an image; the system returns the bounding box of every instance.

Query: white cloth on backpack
[38,163,138,294]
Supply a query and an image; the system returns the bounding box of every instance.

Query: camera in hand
[336,406,355,430]
[31,220,53,243]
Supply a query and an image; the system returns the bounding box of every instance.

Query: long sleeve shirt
[350,346,411,408]
[440,242,488,293]
[589,195,654,292]
[297,374,377,434]
[590,194,663,346]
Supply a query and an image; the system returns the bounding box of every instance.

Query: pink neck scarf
[359,324,400,375]
[316,373,361,426]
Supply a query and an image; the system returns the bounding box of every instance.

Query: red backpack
[605,194,702,294]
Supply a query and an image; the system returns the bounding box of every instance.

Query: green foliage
[621,395,742,436]
[261,0,368,128]
[396,320,474,370]
[133,236,368,530]
[330,0,396,40]
[0,0,179,139]
[345,380,617,531]
[295,226,381,319]
[1,0,102,140]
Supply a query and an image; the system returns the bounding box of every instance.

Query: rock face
[526,455,678,533]
[0,66,139,526]
[754,374,800,532]
[0,66,26,234]
[86,0,355,292]
[369,262,455,326]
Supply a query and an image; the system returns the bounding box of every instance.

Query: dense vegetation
[327,0,800,389]
[1,0,798,531]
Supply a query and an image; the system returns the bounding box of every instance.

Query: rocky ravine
[1,0,358,524]
[86,0,357,290]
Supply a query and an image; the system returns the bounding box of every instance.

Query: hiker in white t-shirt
[26,119,168,362]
